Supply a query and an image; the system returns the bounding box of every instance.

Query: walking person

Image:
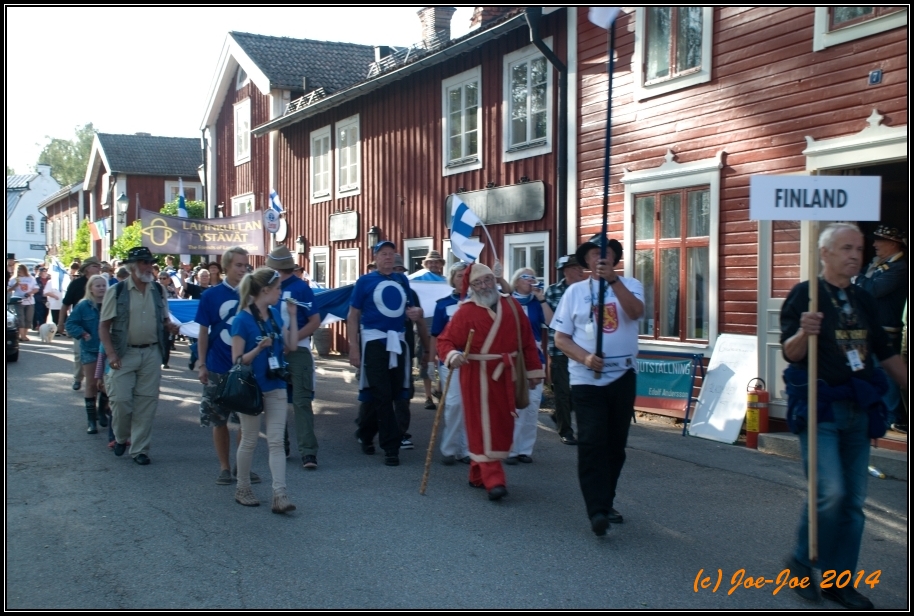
[437,263,544,500]
[780,223,907,609]
[32,267,51,330]
[553,236,644,535]
[231,267,299,513]
[7,263,38,342]
[97,247,180,465]
[65,275,108,434]
[59,257,102,390]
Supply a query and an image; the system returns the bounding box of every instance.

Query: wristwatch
[537,299,546,303]
[608,279,618,286]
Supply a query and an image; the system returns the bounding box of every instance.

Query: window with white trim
[40,216,46,234]
[442,67,482,175]
[442,239,458,271]
[403,237,433,275]
[813,6,906,51]
[310,246,329,288]
[231,193,255,216]
[310,125,332,203]
[504,231,550,288]
[336,248,359,287]
[234,99,251,165]
[632,7,713,101]
[165,181,202,203]
[621,151,722,349]
[26,215,35,234]
[503,40,553,162]
[335,115,360,198]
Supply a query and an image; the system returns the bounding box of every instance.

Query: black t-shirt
[183,283,208,300]
[62,276,89,308]
[780,279,894,386]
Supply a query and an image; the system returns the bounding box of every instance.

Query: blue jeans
[794,400,870,573]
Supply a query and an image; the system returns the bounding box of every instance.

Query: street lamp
[367,225,381,249]
[116,193,129,225]
[296,235,307,255]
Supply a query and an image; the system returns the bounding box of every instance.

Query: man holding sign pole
[779,223,907,609]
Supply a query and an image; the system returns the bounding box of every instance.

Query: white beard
[138,272,155,283]
[471,287,499,307]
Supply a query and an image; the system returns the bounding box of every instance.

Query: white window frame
[26,215,35,234]
[310,125,333,204]
[503,39,554,163]
[442,239,458,271]
[309,246,329,288]
[234,99,252,165]
[504,231,550,288]
[335,248,359,287]
[442,66,483,176]
[164,180,202,204]
[621,149,723,353]
[231,193,255,216]
[40,216,46,235]
[403,237,434,275]
[632,7,713,102]
[235,65,249,90]
[813,6,907,51]
[335,114,361,199]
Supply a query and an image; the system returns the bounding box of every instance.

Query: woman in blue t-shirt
[505,268,553,465]
[230,267,299,513]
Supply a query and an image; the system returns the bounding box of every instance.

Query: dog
[39,323,57,343]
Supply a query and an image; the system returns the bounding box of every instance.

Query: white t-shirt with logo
[551,276,643,386]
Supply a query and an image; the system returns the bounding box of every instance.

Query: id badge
[846,349,864,372]
[583,321,595,340]
[268,356,280,370]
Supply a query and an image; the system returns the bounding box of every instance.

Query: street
[5,338,908,609]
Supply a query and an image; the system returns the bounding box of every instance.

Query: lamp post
[367,225,381,249]
[116,192,129,225]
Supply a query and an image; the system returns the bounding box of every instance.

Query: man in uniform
[545,254,587,445]
[348,241,420,466]
[98,246,180,465]
[781,223,907,609]
[59,256,102,391]
[437,263,544,501]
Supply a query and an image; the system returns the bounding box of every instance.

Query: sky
[5,6,475,176]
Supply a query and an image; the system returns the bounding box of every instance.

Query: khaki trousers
[109,346,162,458]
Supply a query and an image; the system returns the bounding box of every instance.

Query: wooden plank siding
[124,175,178,226]
[267,14,566,352]
[576,7,907,336]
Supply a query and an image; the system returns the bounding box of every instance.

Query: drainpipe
[200,129,209,214]
[525,6,568,259]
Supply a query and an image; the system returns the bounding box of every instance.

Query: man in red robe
[437,263,544,501]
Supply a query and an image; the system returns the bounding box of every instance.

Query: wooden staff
[806,229,819,562]
[420,329,474,495]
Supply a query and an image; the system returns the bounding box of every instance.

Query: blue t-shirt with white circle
[230,307,286,393]
[194,281,240,374]
[349,271,412,333]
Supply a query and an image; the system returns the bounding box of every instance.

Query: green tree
[36,122,96,186]
[58,219,92,264]
[160,198,206,219]
[110,221,144,262]
[6,164,15,176]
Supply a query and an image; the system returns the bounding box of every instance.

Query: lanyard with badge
[822,279,865,372]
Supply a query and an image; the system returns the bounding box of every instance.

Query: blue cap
[372,240,396,253]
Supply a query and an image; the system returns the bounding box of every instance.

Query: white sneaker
[400,438,414,450]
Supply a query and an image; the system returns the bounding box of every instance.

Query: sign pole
[806,223,819,563]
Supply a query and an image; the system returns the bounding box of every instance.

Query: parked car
[7,296,20,362]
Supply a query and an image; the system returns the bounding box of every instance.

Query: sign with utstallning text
[749,175,881,221]
[634,357,693,412]
[139,208,265,256]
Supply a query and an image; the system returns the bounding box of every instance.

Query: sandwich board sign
[688,334,757,444]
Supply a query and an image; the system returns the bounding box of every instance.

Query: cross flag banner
[449,196,486,263]
[588,6,621,29]
[177,178,191,265]
[269,189,284,214]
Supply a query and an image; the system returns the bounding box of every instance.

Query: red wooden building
[575,7,908,419]
[37,182,85,260]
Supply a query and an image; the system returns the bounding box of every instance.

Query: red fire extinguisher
[746,378,770,449]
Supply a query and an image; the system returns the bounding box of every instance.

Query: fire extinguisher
[746,378,770,449]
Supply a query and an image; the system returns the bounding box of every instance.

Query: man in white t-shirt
[552,235,644,537]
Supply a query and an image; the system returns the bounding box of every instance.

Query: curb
[758,432,908,481]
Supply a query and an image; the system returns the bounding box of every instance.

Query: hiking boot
[271,491,296,514]
[235,486,259,507]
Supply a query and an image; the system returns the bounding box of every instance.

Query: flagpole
[594,20,616,377]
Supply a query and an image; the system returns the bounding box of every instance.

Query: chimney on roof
[135,132,151,137]
[418,6,456,45]
[36,164,51,177]
[470,6,513,29]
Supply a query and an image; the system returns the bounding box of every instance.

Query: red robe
[437,295,545,468]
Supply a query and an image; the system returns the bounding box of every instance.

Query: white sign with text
[749,175,881,221]
[689,334,758,444]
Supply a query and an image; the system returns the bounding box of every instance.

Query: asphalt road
[5,338,909,609]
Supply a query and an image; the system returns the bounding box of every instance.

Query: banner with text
[634,357,693,412]
[139,209,265,256]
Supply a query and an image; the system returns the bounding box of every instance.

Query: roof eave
[252,13,528,136]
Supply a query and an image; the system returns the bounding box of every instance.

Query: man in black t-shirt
[779,223,907,610]
[59,256,101,390]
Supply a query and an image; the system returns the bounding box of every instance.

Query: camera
[268,366,293,384]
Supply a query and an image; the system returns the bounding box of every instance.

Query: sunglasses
[269,270,280,284]
[519,274,538,281]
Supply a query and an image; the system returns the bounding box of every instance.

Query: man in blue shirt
[347,241,421,466]
[195,247,261,485]
[266,245,322,469]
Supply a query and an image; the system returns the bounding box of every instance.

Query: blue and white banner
[269,189,284,214]
[449,197,486,263]
[177,178,191,264]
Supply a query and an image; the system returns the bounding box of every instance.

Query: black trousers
[550,353,574,438]
[572,370,636,519]
[357,339,407,455]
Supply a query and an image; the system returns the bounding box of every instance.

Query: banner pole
[807,224,819,564]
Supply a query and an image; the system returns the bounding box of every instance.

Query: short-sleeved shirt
[100,276,161,346]
[514,294,547,362]
[8,275,38,305]
[780,279,894,386]
[230,307,286,393]
[277,275,316,348]
[431,293,461,366]
[195,280,240,374]
[545,279,570,356]
[349,271,411,333]
[62,276,89,308]
[552,276,644,386]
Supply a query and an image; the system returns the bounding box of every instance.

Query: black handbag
[214,359,263,416]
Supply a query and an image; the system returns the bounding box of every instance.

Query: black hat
[124,246,155,263]
[555,254,581,270]
[575,234,622,268]
[873,225,906,246]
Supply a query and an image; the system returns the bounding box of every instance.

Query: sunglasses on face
[269,270,280,284]
[519,274,537,281]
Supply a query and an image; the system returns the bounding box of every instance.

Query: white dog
[39,323,57,343]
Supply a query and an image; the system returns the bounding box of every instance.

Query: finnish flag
[269,189,284,214]
[449,196,485,263]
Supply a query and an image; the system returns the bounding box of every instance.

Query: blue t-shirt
[230,307,286,393]
[431,293,461,365]
[349,271,412,333]
[195,281,240,374]
[277,275,315,346]
[514,294,546,362]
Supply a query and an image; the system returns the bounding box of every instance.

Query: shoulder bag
[213,361,264,416]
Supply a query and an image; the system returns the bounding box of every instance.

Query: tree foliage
[160,198,206,219]
[58,219,92,265]
[36,122,96,186]
[110,221,145,262]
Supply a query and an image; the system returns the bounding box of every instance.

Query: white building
[6,164,60,261]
